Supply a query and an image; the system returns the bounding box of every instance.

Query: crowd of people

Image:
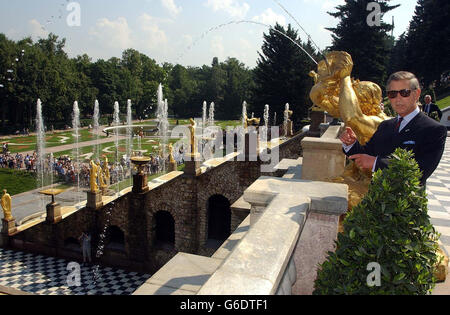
[0,147,185,188]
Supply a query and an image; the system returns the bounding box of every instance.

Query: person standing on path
[79,231,92,264]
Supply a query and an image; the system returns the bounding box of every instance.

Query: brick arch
[207,194,231,241]
[147,204,181,249]
[153,211,175,249]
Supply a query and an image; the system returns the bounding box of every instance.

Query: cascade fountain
[274,112,277,126]
[93,100,100,161]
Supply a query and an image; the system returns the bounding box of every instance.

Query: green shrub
[313,148,440,295]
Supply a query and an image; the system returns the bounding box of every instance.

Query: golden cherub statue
[89,160,99,193]
[1,189,13,221]
[309,51,390,144]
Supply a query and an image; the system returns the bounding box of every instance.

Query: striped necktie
[396,117,403,132]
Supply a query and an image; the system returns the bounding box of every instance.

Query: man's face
[388,80,421,117]
[425,96,431,104]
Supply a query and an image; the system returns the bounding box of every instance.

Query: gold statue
[102,155,110,183]
[97,161,106,189]
[309,51,389,145]
[1,189,13,221]
[169,143,176,164]
[89,160,99,192]
[189,118,197,155]
[243,113,260,129]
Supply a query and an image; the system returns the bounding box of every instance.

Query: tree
[327,0,399,86]
[252,23,317,126]
[400,0,450,93]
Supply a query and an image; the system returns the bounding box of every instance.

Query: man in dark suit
[340,71,447,186]
[423,95,442,121]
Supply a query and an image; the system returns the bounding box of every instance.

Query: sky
[0,0,419,69]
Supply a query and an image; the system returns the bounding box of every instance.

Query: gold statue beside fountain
[309,51,391,210]
[243,113,260,130]
[1,189,13,221]
[89,160,99,193]
[309,51,389,145]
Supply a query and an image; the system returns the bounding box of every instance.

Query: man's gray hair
[386,71,421,90]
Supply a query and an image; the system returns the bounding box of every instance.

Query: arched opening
[105,226,125,252]
[207,195,231,245]
[154,211,175,250]
[64,237,81,252]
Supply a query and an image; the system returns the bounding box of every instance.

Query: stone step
[273,157,303,179]
[132,253,222,295]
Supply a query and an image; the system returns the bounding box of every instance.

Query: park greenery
[0,0,448,136]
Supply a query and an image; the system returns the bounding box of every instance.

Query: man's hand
[339,127,357,146]
[349,154,376,170]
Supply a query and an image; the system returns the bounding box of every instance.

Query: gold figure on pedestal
[309,51,391,210]
[189,118,197,155]
[243,113,260,130]
[1,189,13,221]
[102,155,110,184]
[97,161,106,188]
[309,51,389,145]
[89,160,99,193]
[169,143,176,164]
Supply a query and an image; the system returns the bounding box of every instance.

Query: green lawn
[53,137,185,163]
[2,129,106,154]
[437,95,450,110]
[0,168,63,196]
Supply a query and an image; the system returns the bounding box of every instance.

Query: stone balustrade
[197,176,347,295]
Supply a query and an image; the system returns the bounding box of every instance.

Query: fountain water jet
[72,101,81,206]
[208,102,215,127]
[263,104,270,141]
[113,101,121,195]
[156,84,169,173]
[126,100,133,185]
[36,99,46,209]
[93,100,100,161]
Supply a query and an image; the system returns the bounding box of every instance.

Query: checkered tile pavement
[0,249,150,295]
[427,135,450,257]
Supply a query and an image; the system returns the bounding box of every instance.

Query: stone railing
[197,176,347,295]
[300,124,345,181]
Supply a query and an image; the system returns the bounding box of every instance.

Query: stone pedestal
[184,153,201,176]
[310,110,325,133]
[86,191,103,210]
[168,161,177,172]
[46,203,62,224]
[133,173,149,194]
[301,125,346,181]
[2,218,16,235]
[285,120,294,137]
[100,185,108,196]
